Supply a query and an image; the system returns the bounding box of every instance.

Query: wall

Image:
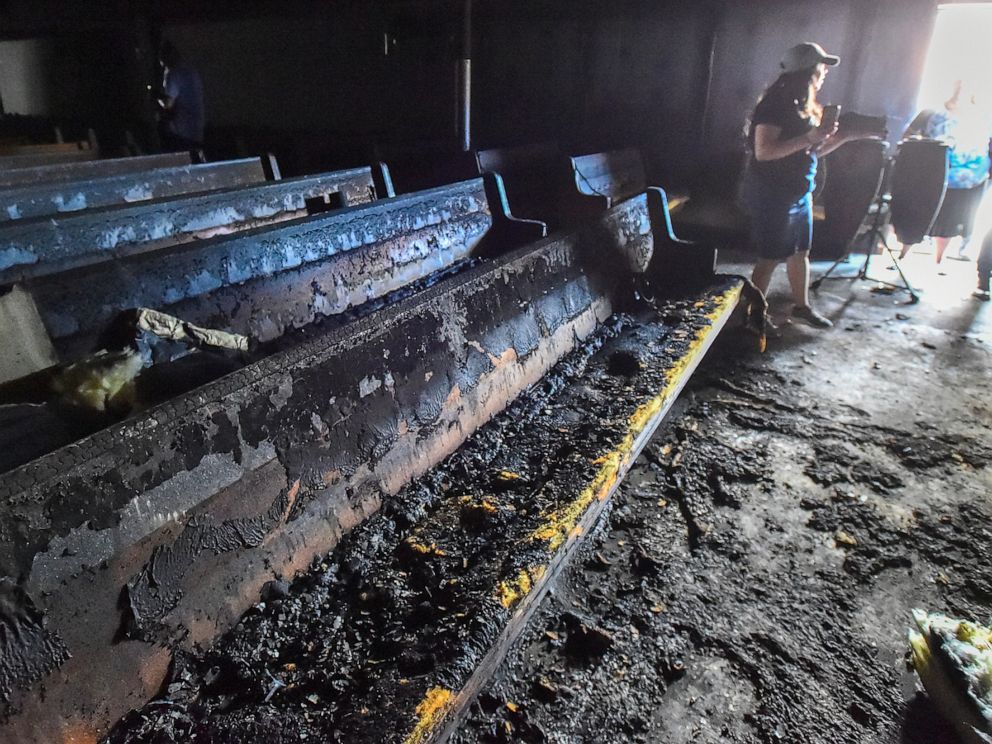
[473,1,715,187]
[0,39,56,115]
[702,0,937,160]
[0,0,942,191]
[472,0,937,188]
[163,3,459,143]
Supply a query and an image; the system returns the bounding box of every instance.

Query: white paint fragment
[359,375,382,398]
[0,245,38,270]
[123,185,154,202]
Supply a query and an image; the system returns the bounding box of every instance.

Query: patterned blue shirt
[925,109,992,189]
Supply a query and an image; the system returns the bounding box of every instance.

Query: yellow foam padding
[403,687,455,744]
[497,565,547,609]
[527,284,742,556]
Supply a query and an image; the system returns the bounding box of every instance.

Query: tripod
[811,158,920,303]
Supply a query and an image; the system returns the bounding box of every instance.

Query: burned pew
[478,145,689,231]
[378,143,480,195]
[0,157,269,222]
[569,147,689,215]
[0,148,98,170]
[11,176,539,368]
[0,140,94,158]
[0,152,191,190]
[0,165,390,285]
[476,142,576,230]
[0,177,735,742]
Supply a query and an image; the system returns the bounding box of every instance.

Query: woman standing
[899,81,991,265]
[741,42,852,329]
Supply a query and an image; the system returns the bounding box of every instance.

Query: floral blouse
[925,109,992,190]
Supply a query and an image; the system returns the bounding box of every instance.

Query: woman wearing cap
[742,42,854,329]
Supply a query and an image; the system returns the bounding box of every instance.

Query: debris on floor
[909,611,992,744]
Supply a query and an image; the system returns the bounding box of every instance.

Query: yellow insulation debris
[497,565,547,609]
[403,687,455,744]
[527,285,741,553]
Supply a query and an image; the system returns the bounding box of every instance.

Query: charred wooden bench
[0,165,390,285]
[476,142,576,231]
[569,148,690,215]
[377,143,479,195]
[0,157,270,222]
[0,176,731,742]
[0,152,191,190]
[9,174,541,366]
[0,148,99,170]
[0,140,93,158]
[477,145,690,231]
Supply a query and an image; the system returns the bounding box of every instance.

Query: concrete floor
[455,247,992,743]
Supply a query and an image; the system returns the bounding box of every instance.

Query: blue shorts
[742,187,813,261]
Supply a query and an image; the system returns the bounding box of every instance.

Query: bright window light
[917,4,992,112]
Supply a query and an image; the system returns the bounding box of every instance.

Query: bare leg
[898,242,914,260]
[751,258,779,297]
[935,237,951,264]
[786,250,810,307]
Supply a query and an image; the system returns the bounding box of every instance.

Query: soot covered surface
[103,282,737,743]
[453,321,992,743]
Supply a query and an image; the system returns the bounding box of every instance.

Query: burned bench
[0,152,192,190]
[0,147,99,170]
[0,157,269,222]
[0,165,390,285]
[476,142,576,230]
[0,183,734,743]
[377,143,480,196]
[569,147,689,215]
[13,175,541,368]
[477,145,688,231]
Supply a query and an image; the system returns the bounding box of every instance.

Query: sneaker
[792,305,833,328]
[973,289,991,301]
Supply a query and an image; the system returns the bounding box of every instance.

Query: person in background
[898,80,992,265]
[975,228,992,300]
[157,40,205,159]
[741,42,858,330]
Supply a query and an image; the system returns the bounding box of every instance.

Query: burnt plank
[0,200,652,741]
[25,178,500,362]
[0,157,268,222]
[0,166,381,284]
[0,152,191,190]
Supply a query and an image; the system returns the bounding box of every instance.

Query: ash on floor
[453,262,992,744]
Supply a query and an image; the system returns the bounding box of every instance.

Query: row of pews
[0,141,727,744]
[0,143,684,382]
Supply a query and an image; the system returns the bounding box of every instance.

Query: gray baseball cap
[780,42,840,73]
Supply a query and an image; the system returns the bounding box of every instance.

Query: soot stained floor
[454,253,992,744]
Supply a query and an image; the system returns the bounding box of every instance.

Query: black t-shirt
[748,86,818,201]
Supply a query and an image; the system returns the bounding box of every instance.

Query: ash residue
[0,579,70,721]
[104,287,731,744]
[454,361,992,744]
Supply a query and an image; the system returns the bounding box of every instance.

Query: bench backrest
[0,149,98,170]
[476,142,576,227]
[0,152,192,190]
[0,141,90,157]
[570,148,647,204]
[381,150,480,195]
[0,158,268,222]
[25,176,536,362]
[0,166,382,285]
